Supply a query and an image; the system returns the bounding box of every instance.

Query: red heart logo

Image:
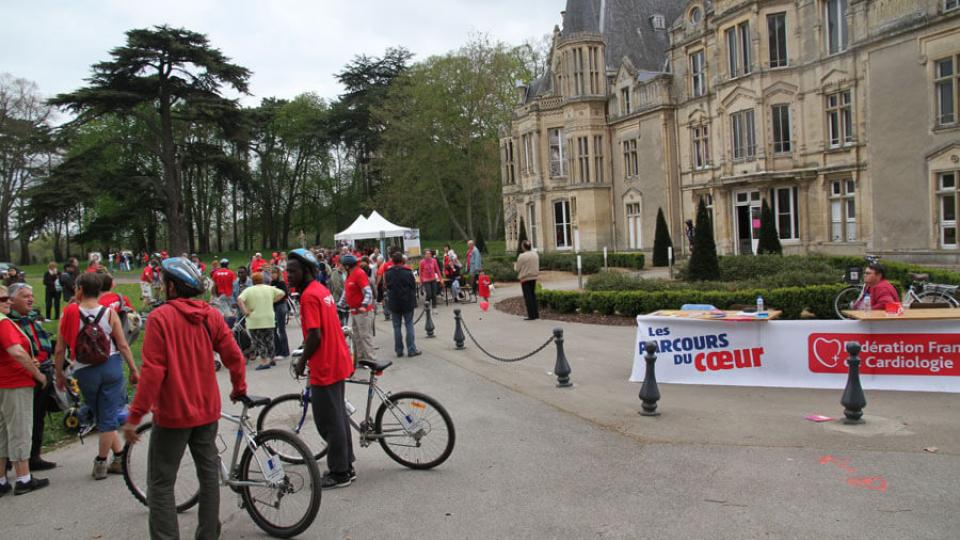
[813,337,844,369]
[847,476,887,493]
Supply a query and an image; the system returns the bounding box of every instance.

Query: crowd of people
[0,236,540,539]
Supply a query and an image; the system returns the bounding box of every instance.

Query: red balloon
[479,300,490,312]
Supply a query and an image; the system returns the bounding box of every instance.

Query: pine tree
[652,207,673,267]
[688,198,720,280]
[516,217,528,253]
[756,199,783,255]
[475,228,488,254]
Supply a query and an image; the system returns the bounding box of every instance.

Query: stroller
[211,294,256,365]
[51,364,129,442]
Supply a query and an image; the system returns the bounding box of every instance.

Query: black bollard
[453,309,465,350]
[553,328,572,388]
[841,341,867,424]
[638,342,661,416]
[425,305,436,338]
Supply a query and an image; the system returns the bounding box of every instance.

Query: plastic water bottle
[863,293,871,313]
[756,295,765,317]
[344,400,357,416]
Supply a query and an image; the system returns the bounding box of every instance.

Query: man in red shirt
[339,254,375,363]
[250,252,266,275]
[121,258,247,538]
[857,262,900,311]
[289,249,356,489]
[210,259,237,299]
[139,261,157,302]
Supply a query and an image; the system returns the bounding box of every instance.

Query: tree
[50,26,250,254]
[756,199,783,255]
[516,216,528,253]
[0,74,54,261]
[329,47,412,202]
[475,228,487,254]
[688,198,720,280]
[652,207,673,267]
[376,35,532,240]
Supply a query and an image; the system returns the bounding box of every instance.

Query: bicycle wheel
[238,429,322,539]
[374,391,455,470]
[256,394,329,463]
[834,286,862,319]
[916,290,960,307]
[121,422,201,513]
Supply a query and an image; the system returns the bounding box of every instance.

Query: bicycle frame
[287,368,424,446]
[218,405,284,489]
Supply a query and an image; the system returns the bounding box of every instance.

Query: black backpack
[76,307,111,365]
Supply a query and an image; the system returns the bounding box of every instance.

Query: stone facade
[501,0,960,263]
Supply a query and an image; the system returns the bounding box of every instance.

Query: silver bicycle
[121,395,322,538]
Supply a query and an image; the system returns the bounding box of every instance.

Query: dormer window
[651,14,666,30]
[689,6,702,24]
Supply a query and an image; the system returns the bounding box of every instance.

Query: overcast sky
[1,0,562,105]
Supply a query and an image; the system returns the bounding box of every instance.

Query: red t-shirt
[86,263,101,273]
[99,292,134,312]
[211,268,236,296]
[344,267,370,309]
[251,258,266,274]
[140,266,154,284]
[0,318,34,389]
[300,280,353,387]
[377,260,394,278]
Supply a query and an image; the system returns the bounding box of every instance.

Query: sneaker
[0,482,11,497]
[407,350,422,357]
[107,456,124,475]
[320,472,352,489]
[14,476,49,495]
[28,458,56,471]
[92,458,108,480]
[396,351,405,358]
[255,364,272,371]
[349,468,357,481]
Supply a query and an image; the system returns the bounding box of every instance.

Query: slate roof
[524,0,686,103]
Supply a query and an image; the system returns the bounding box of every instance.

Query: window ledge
[933,123,960,134]
[824,144,857,154]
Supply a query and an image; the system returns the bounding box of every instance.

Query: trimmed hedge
[538,283,850,320]
[485,251,645,278]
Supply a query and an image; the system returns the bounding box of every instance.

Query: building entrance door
[734,190,762,255]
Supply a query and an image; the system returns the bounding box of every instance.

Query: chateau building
[501,0,960,263]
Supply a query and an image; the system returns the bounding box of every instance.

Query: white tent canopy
[334,211,412,241]
[333,215,370,241]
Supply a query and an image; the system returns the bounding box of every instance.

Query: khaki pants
[0,386,34,462]
[351,310,375,362]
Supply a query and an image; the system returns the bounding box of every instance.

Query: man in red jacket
[121,258,247,539]
[289,248,356,489]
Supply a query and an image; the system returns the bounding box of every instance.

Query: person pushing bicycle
[121,257,248,539]
[288,248,357,489]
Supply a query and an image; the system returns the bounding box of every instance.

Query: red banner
[808,333,960,376]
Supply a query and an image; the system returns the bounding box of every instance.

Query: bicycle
[121,395,322,538]
[257,352,455,470]
[834,255,960,318]
[285,292,300,326]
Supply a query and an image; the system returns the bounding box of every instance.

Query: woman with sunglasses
[0,285,50,495]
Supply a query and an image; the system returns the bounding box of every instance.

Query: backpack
[75,307,111,365]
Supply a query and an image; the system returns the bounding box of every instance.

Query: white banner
[403,228,422,257]
[630,316,960,393]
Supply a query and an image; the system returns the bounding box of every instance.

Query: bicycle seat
[239,395,271,408]
[359,359,393,372]
[909,273,930,281]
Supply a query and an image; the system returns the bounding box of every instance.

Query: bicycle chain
[460,318,555,363]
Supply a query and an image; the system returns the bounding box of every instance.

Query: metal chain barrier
[459,317,554,363]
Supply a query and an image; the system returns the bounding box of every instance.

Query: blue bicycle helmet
[160,257,205,297]
[288,248,319,272]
